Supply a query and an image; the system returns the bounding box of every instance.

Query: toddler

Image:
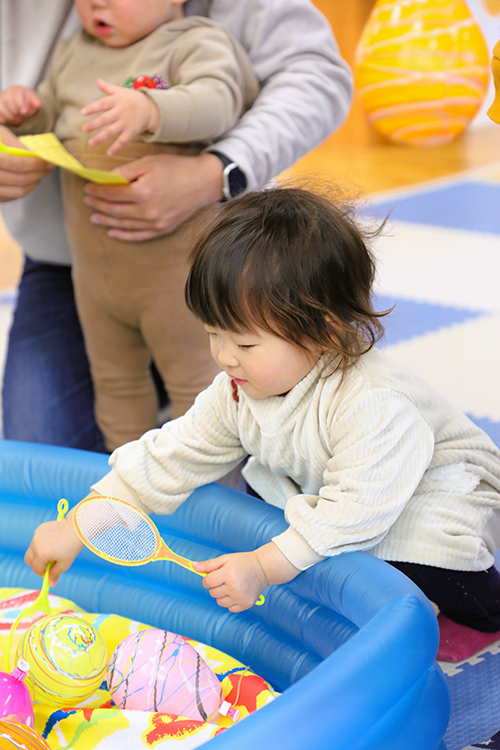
[0,0,259,451]
[25,186,500,660]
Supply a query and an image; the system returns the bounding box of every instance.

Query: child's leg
[138,216,220,420]
[61,141,218,447]
[389,561,500,631]
[390,561,500,661]
[72,281,158,452]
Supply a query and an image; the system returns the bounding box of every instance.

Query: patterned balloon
[17,614,108,706]
[0,720,51,750]
[107,630,226,722]
[354,0,490,146]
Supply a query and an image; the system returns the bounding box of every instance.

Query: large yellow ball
[17,614,108,706]
[354,0,490,146]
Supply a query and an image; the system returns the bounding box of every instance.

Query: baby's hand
[194,542,301,612]
[24,513,84,586]
[81,79,160,155]
[194,551,268,612]
[0,85,41,126]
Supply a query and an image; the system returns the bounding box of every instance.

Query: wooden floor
[1,124,500,293]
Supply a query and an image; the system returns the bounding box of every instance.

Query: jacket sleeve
[106,373,247,515]
[272,388,435,569]
[201,0,353,190]
[145,26,259,144]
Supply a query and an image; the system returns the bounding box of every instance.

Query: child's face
[76,0,185,47]
[205,326,322,400]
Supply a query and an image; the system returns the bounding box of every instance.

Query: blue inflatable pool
[0,440,450,749]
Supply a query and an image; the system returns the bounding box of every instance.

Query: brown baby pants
[61,140,220,453]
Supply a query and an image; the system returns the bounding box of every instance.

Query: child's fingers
[96,78,121,96]
[105,133,134,156]
[24,546,49,578]
[81,98,116,122]
[48,561,65,587]
[86,119,122,145]
[18,90,41,117]
[192,557,226,574]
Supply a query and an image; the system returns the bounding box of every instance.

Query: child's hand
[194,551,268,612]
[81,79,160,155]
[24,513,84,586]
[0,85,41,126]
[193,542,301,612]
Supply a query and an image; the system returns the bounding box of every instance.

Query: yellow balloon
[17,614,108,706]
[354,0,490,146]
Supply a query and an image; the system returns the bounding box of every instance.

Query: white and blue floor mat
[367,163,500,449]
[364,162,500,750]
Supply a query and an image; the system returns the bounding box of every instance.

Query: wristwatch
[208,150,247,201]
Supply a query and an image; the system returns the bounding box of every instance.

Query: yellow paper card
[0,133,129,184]
[0,138,38,158]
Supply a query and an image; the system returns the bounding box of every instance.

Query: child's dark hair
[185,186,388,373]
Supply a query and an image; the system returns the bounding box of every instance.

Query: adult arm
[202,0,353,190]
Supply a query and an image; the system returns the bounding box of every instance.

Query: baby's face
[204,325,322,400]
[75,0,185,47]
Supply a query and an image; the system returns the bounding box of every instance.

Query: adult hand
[0,126,53,201]
[83,151,224,242]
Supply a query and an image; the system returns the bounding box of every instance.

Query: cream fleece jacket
[93,348,500,573]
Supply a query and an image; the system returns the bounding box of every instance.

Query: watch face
[223,163,247,200]
[228,165,247,196]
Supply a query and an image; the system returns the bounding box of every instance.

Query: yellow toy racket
[72,496,264,605]
[5,499,69,671]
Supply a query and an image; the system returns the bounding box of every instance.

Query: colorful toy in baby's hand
[107,629,239,722]
[16,614,108,706]
[72,495,265,606]
[0,659,35,726]
[0,720,51,750]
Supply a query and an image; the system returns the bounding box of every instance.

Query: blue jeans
[2,257,106,452]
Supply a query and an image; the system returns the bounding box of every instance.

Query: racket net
[74,497,157,563]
